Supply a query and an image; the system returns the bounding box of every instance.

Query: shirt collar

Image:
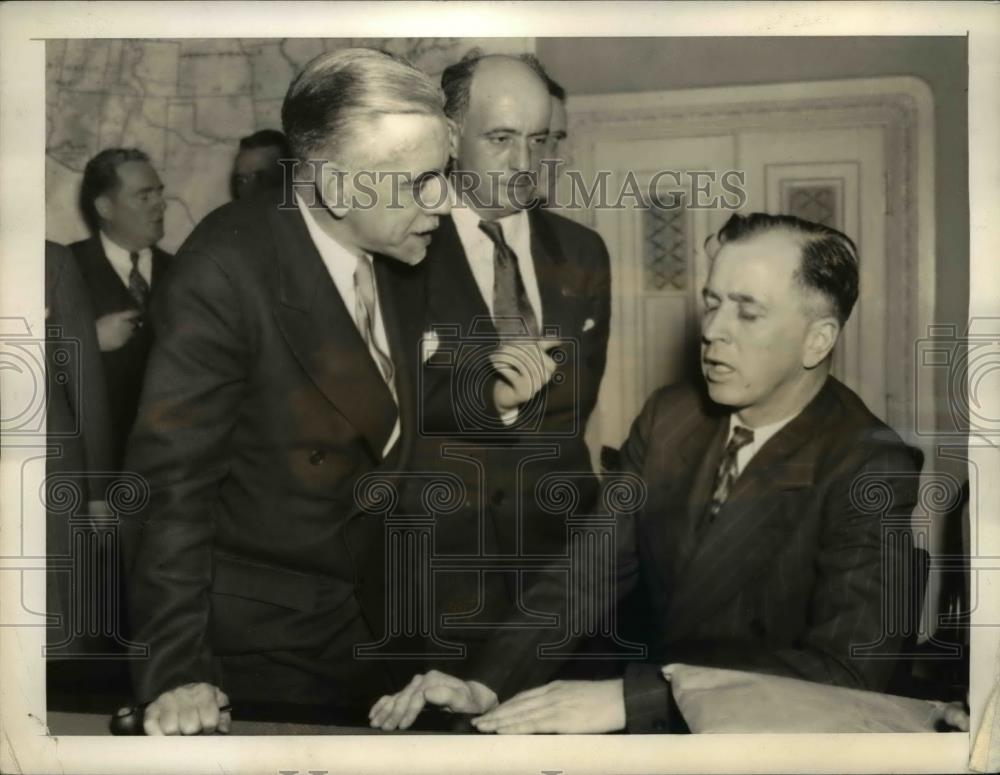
[295,191,369,272]
[451,197,529,249]
[100,230,150,264]
[729,410,798,450]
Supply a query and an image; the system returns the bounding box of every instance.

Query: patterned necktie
[354,254,395,386]
[128,251,150,310]
[699,425,755,535]
[478,219,539,338]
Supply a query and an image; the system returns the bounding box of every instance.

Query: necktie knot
[127,250,149,310]
[728,425,755,454]
[478,219,507,246]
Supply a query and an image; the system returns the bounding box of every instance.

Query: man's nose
[701,307,730,343]
[511,137,531,171]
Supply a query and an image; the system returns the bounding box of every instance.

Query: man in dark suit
[121,48,454,735]
[371,214,921,734]
[71,148,172,468]
[411,53,611,654]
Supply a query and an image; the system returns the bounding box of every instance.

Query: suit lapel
[426,216,494,336]
[528,208,572,336]
[76,236,134,311]
[665,383,833,635]
[150,246,171,287]
[642,406,727,599]
[268,197,397,462]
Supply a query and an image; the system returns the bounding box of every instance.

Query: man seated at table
[369,213,923,733]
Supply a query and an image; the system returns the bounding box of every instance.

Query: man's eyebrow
[484,127,519,135]
[728,291,763,306]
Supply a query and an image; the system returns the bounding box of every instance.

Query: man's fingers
[476,706,557,734]
[120,309,143,321]
[475,693,557,726]
[143,703,163,736]
[538,338,563,353]
[195,701,219,734]
[369,695,391,721]
[217,708,232,735]
[177,701,203,735]
[377,674,424,730]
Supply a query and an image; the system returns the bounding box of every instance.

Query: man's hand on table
[141,682,231,735]
[368,670,497,731]
[472,679,626,734]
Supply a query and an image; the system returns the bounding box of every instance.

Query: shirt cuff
[623,662,687,734]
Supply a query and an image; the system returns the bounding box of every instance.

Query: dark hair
[441,50,552,123]
[78,148,151,234]
[238,129,291,157]
[712,212,860,326]
[281,48,444,164]
[545,74,566,103]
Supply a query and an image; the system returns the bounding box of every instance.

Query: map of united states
[46,38,528,252]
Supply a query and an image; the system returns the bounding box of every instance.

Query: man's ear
[94,193,114,222]
[318,163,350,218]
[803,315,840,369]
[447,119,460,159]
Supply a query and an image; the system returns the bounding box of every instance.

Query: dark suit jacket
[471,377,922,732]
[45,241,115,643]
[122,192,429,707]
[70,234,172,467]
[415,209,611,640]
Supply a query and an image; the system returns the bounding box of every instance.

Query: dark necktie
[354,254,395,387]
[478,219,539,338]
[699,425,755,535]
[128,251,150,311]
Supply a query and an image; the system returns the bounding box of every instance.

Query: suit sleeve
[121,249,249,703]
[47,247,116,488]
[460,383,650,703]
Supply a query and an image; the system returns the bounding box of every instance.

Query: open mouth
[703,356,736,380]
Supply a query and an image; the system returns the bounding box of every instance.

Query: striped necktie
[354,254,394,386]
[699,424,755,535]
[478,219,539,338]
[128,251,150,310]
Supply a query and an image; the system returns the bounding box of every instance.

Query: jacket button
[491,489,505,506]
[652,719,667,732]
[309,449,326,465]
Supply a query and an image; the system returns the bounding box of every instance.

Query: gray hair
[281,47,446,165]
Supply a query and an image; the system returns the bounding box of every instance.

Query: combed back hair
[545,74,566,103]
[441,50,552,123]
[79,148,151,234]
[281,47,445,164]
[711,212,860,326]
[238,129,291,157]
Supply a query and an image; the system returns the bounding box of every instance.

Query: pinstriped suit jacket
[469,376,922,732]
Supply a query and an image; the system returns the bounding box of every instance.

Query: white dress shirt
[100,231,152,289]
[296,195,400,457]
[728,411,799,478]
[450,203,544,329]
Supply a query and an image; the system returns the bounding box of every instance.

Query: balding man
[122,48,452,734]
[409,54,612,679]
